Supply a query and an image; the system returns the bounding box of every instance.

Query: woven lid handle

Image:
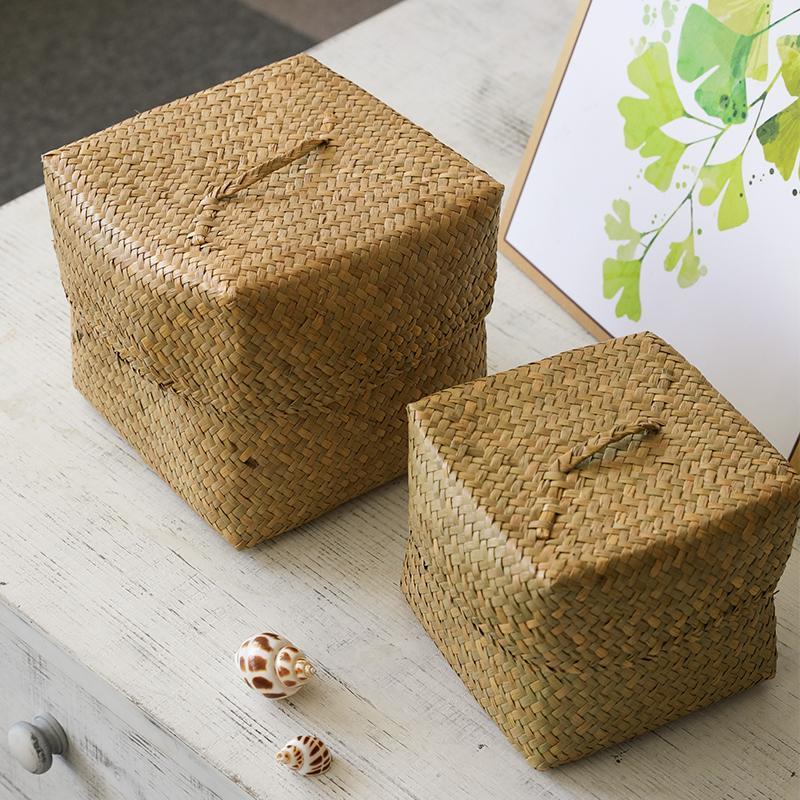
[187,133,333,246]
[533,416,666,539]
[550,417,665,476]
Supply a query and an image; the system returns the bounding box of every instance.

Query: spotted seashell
[276,735,332,776]
[236,632,316,700]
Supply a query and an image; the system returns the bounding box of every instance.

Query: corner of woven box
[634,330,669,350]
[486,173,505,200]
[296,52,323,69]
[406,396,429,426]
[777,458,800,505]
[405,378,465,427]
[283,52,338,83]
[630,330,685,369]
[40,148,72,209]
[406,392,452,446]
[479,176,505,215]
[226,527,255,550]
[40,148,63,179]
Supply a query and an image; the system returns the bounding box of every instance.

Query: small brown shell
[236,632,316,699]
[276,735,332,776]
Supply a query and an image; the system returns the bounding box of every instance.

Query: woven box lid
[42,54,502,415]
[407,332,800,666]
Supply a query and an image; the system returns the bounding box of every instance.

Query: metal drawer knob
[7,713,68,774]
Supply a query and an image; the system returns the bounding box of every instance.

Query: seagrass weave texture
[402,332,800,768]
[42,54,502,547]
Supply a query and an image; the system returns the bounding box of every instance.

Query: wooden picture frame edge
[498,0,800,470]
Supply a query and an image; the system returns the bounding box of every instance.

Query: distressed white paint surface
[0,612,237,800]
[0,1,798,798]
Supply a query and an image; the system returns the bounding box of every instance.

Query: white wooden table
[1,1,798,798]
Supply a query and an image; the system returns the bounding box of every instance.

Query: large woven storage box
[402,331,800,768]
[42,54,502,548]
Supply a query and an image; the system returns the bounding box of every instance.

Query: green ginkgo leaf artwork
[757,35,800,177]
[603,1,800,322]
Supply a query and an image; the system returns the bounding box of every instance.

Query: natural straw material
[42,54,503,548]
[402,332,800,769]
[187,134,332,245]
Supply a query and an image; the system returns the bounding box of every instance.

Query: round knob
[7,713,68,774]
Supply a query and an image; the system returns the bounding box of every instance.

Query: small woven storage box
[402,331,800,769]
[42,54,502,548]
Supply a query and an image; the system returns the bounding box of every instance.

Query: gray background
[0,0,397,203]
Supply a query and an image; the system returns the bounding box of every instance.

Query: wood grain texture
[0,611,239,800]
[0,0,797,798]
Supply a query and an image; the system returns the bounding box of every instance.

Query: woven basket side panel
[401,535,776,769]
[405,338,800,660]
[239,198,501,412]
[72,311,486,548]
[406,411,798,663]
[49,186,491,428]
[44,168,238,409]
[411,450,796,663]
[45,163,500,417]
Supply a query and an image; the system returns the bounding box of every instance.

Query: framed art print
[500,0,800,466]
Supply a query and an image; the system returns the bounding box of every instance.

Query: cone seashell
[276,735,332,776]
[236,632,316,699]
